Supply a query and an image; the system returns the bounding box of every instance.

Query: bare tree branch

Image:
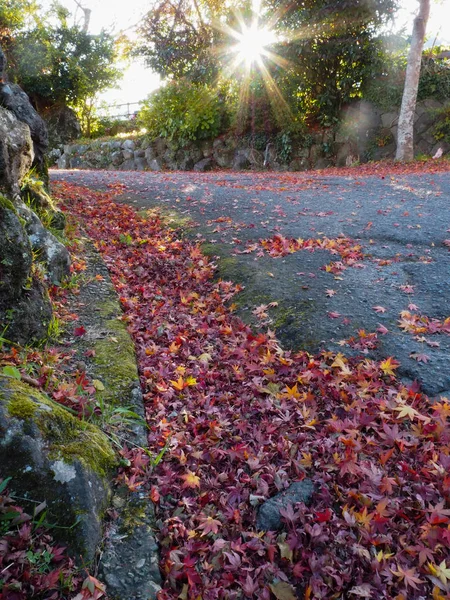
[72,0,91,32]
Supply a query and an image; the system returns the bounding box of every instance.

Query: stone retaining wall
[54,99,449,172]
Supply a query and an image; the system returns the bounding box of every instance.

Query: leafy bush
[364,51,450,110]
[418,54,450,103]
[432,102,450,144]
[137,80,229,146]
[363,53,407,110]
[90,116,139,139]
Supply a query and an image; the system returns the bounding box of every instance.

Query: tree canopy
[135,0,399,127]
[2,1,120,114]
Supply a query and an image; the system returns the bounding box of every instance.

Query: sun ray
[257,59,295,125]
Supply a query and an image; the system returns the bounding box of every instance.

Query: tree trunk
[395,0,430,161]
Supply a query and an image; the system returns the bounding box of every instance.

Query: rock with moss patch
[16,202,70,285]
[0,376,116,561]
[21,179,66,230]
[0,107,34,198]
[0,202,53,344]
[1,278,53,345]
[0,200,32,301]
[43,105,81,150]
[0,81,48,178]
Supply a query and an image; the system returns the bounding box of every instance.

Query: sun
[232,22,278,69]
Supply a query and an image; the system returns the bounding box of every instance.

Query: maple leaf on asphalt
[400,284,415,294]
[181,471,200,489]
[410,352,430,363]
[327,311,341,319]
[377,324,389,334]
[372,305,387,313]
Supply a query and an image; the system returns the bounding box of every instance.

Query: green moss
[7,396,37,419]
[97,298,120,319]
[119,498,147,535]
[272,305,300,329]
[92,305,139,407]
[0,195,16,213]
[4,378,116,477]
[139,207,192,230]
[200,242,219,257]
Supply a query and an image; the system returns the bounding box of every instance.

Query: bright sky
[42,0,450,107]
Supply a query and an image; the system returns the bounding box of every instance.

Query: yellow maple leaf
[331,353,347,369]
[181,471,200,489]
[380,357,400,376]
[433,560,450,586]
[376,550,394,562]
[169,341,181,353]
[393,403,419,421]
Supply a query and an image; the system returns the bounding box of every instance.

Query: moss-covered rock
[0,202,54,344]
[0,375,116,562]
[0,107,34,198]
[0,201,32,301]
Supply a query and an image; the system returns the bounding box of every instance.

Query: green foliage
[263,0,398,123]
[135,0,233,82]
[138,80,229,145]
[363,52,406,111]
[3,2,121,122]
[88,115,140,139]
[275,132,292,163]
[364,52,450,111]
[11,23,120,111]
[418,54,450,103]
[136,0,398,126]
[0,0,39,54]
[432,102,450,144]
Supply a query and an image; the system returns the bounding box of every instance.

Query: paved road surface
[51,168,450,397]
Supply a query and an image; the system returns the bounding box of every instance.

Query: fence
[98,101,145,120]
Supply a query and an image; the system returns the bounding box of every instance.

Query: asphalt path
[51,167,450,397]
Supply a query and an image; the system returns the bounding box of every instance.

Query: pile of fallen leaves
[0,477,88,600]
[55,181,450,600]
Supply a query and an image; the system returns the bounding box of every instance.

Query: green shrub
[90,116,139,139]
[137,80,228,146]
[418,55,450,103]
[364,51,450,111]
[432,102,450,144]
[363,53,406,110]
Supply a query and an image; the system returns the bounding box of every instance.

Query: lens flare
[232,22,278,69]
